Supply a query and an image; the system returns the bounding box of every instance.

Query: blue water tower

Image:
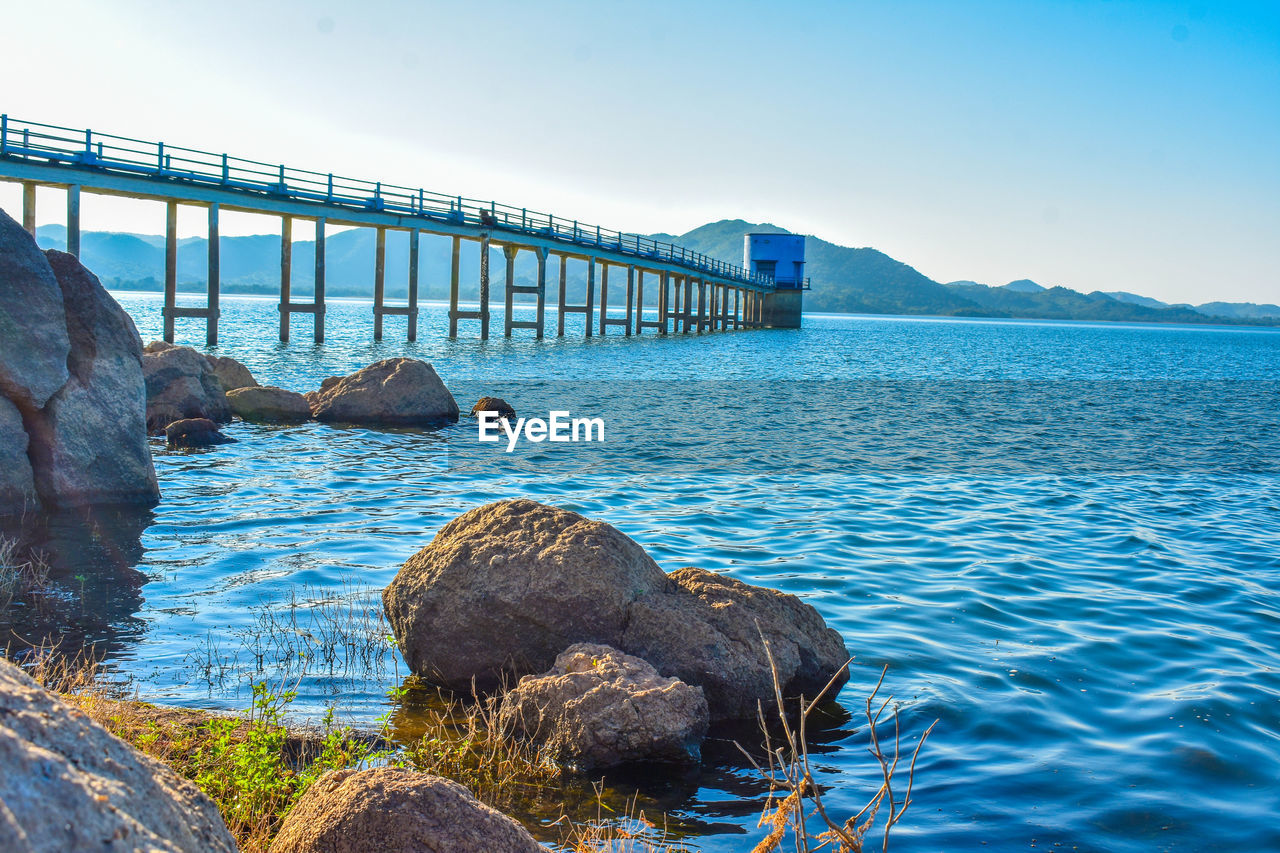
[744,233,806,288]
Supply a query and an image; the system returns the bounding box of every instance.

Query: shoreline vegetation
[5,642,930,853]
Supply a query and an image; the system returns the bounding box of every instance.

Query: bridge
[0,116,806,346]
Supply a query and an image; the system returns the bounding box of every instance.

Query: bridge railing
[0,115,777,288]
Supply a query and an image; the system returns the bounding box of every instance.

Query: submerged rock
[384,499,850,720]
[268,767,542,853]
[165,417,234,448]
[0,659,237,853]
[469,396,516,420]
[0,210,159,517]
[204,354,258,393]
[142,344,231,433]
[306,358,459,427]
[227,385,311,423]
[499,643,708,769]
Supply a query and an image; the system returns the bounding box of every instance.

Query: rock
[0,397,37,513]
[267,767,542,853]
[0,658,237,853]
[499,643,708,769]
[204,354,258,393]
[385,500,850,720]
[35,251,159,508]
[469,396,516,420]
[306,358,459,427]
[622,567,852,720]
[142,344,231,433]
[0,210,69,409]
[0,211,159,517]
[165,418,234,448]
[384,499,668,690]
[227,386,311,423]
[143,340,176,354]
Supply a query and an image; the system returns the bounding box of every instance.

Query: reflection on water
[4,295,1279,852]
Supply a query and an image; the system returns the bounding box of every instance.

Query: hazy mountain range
[31,220,1279,326]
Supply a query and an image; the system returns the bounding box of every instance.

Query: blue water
[26,293,1280,851]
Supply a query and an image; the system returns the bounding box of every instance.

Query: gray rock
[0,659,237,853]
[0,396,36,513]
[306,358,459,427]
[267,767,542,853]
[384,499,668,690]
[0,209,69,409]
[204,354,258,393]
[142,344,230,433]
[499,643,708,769]
[385,500,850,720]
[165,418,234,448]
[36,251,158,508]
[227,385,311,423]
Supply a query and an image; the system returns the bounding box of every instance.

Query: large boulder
[142,344,231,433]
[268,767,542,853]
[384,500,850,720]
[227,386,310,423]
[383,499,668,689]
[306,358,458,427]
[622,567,854,720]
[0,659,237,853]
[165,418,234,448]
[0,209,159,516]
[498,643,708,770]
[204,354,257,393]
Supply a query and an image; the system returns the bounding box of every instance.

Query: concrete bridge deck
[0,116,805,345]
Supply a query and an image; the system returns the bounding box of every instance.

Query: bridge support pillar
[598,262,609,335]
[21,182,35,236]
[556,254,567,337]
[207,203,219,347]
[314,217,326,344]
[448,235,460,338]
[407,228,419,342]
[659,271,669,335]
[534,247,547,339]
[503,244,517,338]
[634,269,644,334]
[373,226,386,341]
[66,184,80,258]
[479,233,491,340]
[585,257,595,337]
[279,215,292,343]
[734,288,742,329]
[625,265,634,335]
[163,201,177,343]
[696,280,707,333]
[683,277,693,333]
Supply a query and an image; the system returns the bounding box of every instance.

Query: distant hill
[26,218,1278,326]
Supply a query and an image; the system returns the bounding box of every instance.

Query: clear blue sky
[2,0,1277,304]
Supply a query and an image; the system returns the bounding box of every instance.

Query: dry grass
[0,536,51,612]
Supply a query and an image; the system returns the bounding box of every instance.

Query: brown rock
[306,358,458,427]
[267,767,542,853]
[383,499,668,690]
[469,396,516,420]
[142,345,230,433]
[227,386,310,423]
[622,567,852,720]
[204,354,258,393]
[499,643,708,769]
[143,340,176,354]
[165,418,233,448]
[0,659,236,853]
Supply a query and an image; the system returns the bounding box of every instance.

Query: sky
[1,0,1277,305]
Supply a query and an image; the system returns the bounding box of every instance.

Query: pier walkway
[0,116,806,345]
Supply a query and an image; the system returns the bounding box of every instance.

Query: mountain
[26,219,1278,327]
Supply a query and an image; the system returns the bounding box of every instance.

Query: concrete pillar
[535,247,547,339]
[373,226,386,341]
[598,262,609,335]
[634,269,645,335]
[206,203,220,347]
[279,215,292,343]
[164,201,177,343]
[407,228,420,342]
[503,244,517,337]
[65,185,80,258]
[585,257,595,337]
[21,182,35,236]
[659,271,669,335]
[683,277,693,333]
[479,234,491,340]
[314,217,326,344]
[557,254,567,337]
[448,235,460,338]
[624,265,635,335]
[697,280,707,333]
